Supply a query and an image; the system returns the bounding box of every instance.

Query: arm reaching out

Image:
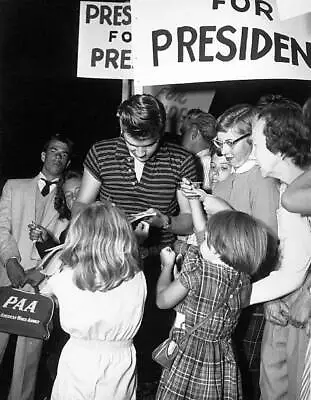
[72,168,101,217]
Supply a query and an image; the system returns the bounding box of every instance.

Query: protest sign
[131,0,311,86]
[144,85,215,135]
[77,1,133,79]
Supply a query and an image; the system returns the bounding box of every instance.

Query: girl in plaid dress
[156,210,275,400]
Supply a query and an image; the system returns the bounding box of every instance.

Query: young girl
[156,210,275,399]
[42,201,147,400]
[209,150,232,190]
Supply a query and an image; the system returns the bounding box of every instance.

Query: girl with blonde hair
[43,201,147,400]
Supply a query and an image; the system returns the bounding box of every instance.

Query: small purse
[152,274,241,369]
[151,330,179,369]
[0,286,54,340]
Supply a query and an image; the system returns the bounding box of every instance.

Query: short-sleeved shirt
[84,137,198,248]
[214,165,279,235]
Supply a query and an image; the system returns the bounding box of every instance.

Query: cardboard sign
[144,85,215,135]
[131,0,311,86]
[77,1,133,79]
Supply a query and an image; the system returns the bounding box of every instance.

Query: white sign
[77,1,133,79]
[131,0,311,86]
[276,0,311,20]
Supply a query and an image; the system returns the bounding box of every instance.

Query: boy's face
[41,140,70,179]
[252,117,282,179]
[122,132,160,162]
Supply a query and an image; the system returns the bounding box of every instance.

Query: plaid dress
[156,246,251,400]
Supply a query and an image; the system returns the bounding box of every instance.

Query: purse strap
[179,273,241,345]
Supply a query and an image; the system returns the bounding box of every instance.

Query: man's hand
[264,299,289,326]
[6,258,26,288]
[288,290,311,329]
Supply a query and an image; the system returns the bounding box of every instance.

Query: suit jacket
[0,174,68,285]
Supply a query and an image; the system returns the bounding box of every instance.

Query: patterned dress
[156,246,251,400]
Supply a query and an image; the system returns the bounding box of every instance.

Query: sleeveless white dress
[45,268,147,400]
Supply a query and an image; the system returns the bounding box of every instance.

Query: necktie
[300,339,311,400]
[41,179,54,197]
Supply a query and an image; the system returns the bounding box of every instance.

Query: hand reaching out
[202,194,233,215]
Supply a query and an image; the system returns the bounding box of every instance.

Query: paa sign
[77,1,132,79]
[130,0,311,86]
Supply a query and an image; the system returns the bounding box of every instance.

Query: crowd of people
[0,92,311,400]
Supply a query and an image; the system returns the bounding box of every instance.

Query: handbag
[151,329,179,369]
[0,286,54,340]
[152,274,241,369]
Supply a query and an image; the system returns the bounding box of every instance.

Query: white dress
[45,268,147,400]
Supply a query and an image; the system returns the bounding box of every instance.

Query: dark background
[0,0,310,182]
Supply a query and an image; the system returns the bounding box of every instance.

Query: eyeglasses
[213,133,251,150]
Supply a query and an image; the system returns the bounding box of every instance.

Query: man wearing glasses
[73,94,198,393]
[203,104,279,400]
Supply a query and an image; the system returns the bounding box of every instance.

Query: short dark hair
[205,210,273,275]
[42,134,74,157]
[257,100,311,168]
[216,104,255,138]
[256,94,292,109]
[117,94,166,139]
[182,108,216,142]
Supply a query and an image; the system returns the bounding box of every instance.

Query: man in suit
[0,134,73,400]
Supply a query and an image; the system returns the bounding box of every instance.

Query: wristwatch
[162,215,172,230]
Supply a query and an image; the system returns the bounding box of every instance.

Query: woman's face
[209,153,232,188]
[63,178,81,210]
[217,127,252,169]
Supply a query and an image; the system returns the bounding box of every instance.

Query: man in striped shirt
[73,94,198,389]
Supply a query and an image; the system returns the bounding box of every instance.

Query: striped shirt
[84,136,198,248]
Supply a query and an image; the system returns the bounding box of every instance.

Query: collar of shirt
[38,172,59,193]
[233,158,257,174]
[197,148,210,159]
